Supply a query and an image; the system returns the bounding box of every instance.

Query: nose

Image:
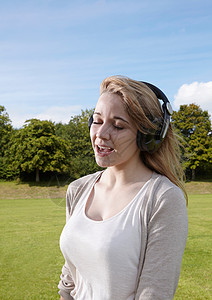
[96,123,111,140]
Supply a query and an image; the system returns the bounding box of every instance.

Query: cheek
[115,132,137,148]
[90,129,96,148]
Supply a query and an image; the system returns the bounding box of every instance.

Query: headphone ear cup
[88,115,93,131]
[137,130,154,152]
[137,130,162,153]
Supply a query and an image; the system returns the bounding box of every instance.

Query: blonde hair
[100,75,188,203]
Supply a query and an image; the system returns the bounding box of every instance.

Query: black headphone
[88,81,173,153]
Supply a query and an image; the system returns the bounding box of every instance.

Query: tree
[10,119,70,182]
[172,103,212,180]
[56,109,102,179]
[0,106,15,179]
[0,106,13,155]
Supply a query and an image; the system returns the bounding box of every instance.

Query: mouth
[96,145,115,156]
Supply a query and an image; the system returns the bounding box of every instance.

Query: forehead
[95,92,126,114]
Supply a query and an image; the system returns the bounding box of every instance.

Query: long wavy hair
[100,75,187,203]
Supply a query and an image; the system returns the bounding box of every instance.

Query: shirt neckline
[83,171,154,224]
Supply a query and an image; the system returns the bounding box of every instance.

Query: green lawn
[0,192,211,299]
[174,194,212,299]
[0,197,66,300]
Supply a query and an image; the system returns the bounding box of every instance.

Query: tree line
[0,104,211,182]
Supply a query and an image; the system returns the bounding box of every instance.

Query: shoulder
[144,173,188,241]
[152,172,183,193]
[150,172,187,210]
[65,171,104,217]
[67,171,103,198]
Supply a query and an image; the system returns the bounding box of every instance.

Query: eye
[113,124,124,130]
[93,121,102,125]
[92,117,103,125]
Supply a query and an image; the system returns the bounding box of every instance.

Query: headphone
[88,81,173,153]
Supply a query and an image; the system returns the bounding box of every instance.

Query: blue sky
[1,0,212,128]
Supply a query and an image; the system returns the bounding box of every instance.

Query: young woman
[58,76,188,300]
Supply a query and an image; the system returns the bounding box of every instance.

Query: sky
[0,0,212,128]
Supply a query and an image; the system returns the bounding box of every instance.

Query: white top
[58,171,188,300]
[60,176,151,300]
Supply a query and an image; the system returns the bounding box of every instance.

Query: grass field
[0,180,211,299]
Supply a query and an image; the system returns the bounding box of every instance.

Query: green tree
[0,106,14,178]
[11,119,70,182]
[0,106,13,155]
[56,109,102,179]
[172,103,212,180]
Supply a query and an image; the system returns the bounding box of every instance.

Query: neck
[102,156,153,187]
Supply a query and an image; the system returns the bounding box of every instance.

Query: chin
[95,157,115,168]
[96,160,112,168]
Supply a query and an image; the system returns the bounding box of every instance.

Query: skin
[91,93,139,169]
[86,92,152,221]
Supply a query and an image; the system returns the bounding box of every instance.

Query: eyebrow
[93,112,129,124]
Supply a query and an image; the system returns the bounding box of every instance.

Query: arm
[58,184,76,300]
[58,173,101,299]
[58,262,75,300]
[135,187,188,300]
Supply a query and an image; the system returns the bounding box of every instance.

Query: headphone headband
[141,81,173,115]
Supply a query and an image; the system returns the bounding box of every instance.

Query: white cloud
[174,81,212,117]
[36,105,82,124]
[10,105,82,129]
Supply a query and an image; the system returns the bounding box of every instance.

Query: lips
[96,145,114,156]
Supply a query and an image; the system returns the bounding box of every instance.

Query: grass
[0,197,66,300]
[174,194,212,299]
[0,181,211,299]
[0,180,68,200]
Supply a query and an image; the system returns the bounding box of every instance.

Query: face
[90,92,140,168]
